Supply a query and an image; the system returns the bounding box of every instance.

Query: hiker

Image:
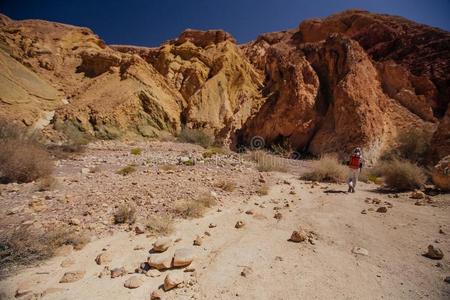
[347,147,363,193]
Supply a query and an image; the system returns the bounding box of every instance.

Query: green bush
[130,148,142,155]
[116,165,136,176]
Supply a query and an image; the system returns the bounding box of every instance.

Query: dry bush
[376,159,426,191]
[114,204,136,224]
[0,226,89,272]
[116,165,136,176]
[383,129,431,163]
[215,179,236,192]
[157,131,176,142]
[249,151,287,172]
[203,147,229,158]
[130,148,142,155]
[146,215,174,236]
[0,139,53,183]
[256,184,269,196]
[173,193,216,219]
[301,154,347,183]
[178,128,214,148]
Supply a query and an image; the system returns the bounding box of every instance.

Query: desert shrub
[202,147,229,158]
[376,159,426,191]
[0,226,89,272]
[157,131,176,142]
[114,204,136,224]
[116,165,136,176]
[256,184,269,196]
[178,128,214,148]
[215,179,236,192]
[130,148,142,155]
[146,215,174,236]
[382,129,431,163]
[173,193,216,219]
[249,151,287,172]
[301,154,347,183]
[0,139,53,183]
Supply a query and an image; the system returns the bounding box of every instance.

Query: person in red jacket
[347,147,363,193]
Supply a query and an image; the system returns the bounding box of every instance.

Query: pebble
[59,270,86,283]
[164,273,184,291]
[235,221,245,229]
[152,237,172,252]
[352,246,369,256]
[124,275,144,289]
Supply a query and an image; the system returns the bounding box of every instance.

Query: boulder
[59,270,85,283]
[432,155,450,191]
[134,223,145,234]
[148,253,172,270]
[150,289,164,300]
[235,221,245,229]
[124,276,144,289]
[152,237,172,252]
[376,207,388,213]
[163,273,184,291]
[423,245,444,260]
[193,236,203,246]
[410,191,425,199]
[173,248,194,267]
[95,252,112,265]
[111,267,127,278]
[289,229,307,243]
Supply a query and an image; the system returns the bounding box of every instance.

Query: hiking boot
[348,186,352,193]
[351,188,355,193]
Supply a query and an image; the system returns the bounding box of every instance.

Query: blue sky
[1,0,449,46]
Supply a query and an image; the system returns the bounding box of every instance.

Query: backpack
[349,154,361,169]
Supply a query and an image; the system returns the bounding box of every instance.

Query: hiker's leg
[353,170,359,189]
[347,171,353,192]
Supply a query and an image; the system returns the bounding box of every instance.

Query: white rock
[352,246,369,256]
[173,248,194,267]
[152,237,172,252]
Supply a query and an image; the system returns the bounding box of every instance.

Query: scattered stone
[69,218,81,226]
[193,236,203,246]
[240,266,253,277]
[444,276,450,284]
[376,206,388,213]
[204,231,211,236]
[60,258,75,268]
[59,270,85,283]
[146,269,161,278]
[95,252,112,265]
[150,289,164,300]
[245,209,254,215]
[274,212,282,220]
[111,267,127,278]
[148,253,172,270]
[164,273,184,291]
[209,223,217,228]
[289,229,307,243]
[152,237,172,252]
[134,223,145,234]
[133,245,145,250]
[81,168,90,175]
[98,266,110,278]
[415,201,424,206]
[361,209,367,214]
[235,221,245,229]
[439,229,446,235]
[124,276,144,289]
[173,248,195,267]
[351,246,369,256]
[410,191,425,199]
[372,198,381,205]
[423,245,444,260]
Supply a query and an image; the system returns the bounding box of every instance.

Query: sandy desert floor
[0,141,449,300]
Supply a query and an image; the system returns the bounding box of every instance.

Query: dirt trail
[1,172,449,299]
